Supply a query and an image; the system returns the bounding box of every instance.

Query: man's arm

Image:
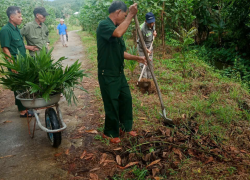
[2,47,12,62]
[124,52,147,65]
[25,45,39,52]
[112,3,138,38]
[57,29,59,35]
[2,47,17,73]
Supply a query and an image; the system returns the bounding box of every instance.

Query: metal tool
[134,10,173,125]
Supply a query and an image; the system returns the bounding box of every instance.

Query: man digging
[96,1,147,143]
[137,12,157,79]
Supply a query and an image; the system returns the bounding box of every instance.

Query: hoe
[134,7,174,125]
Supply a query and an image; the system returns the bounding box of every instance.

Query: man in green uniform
[137,12,157,79]
[21,7,50,57]
[0,6,37,117]
[97,1,147,143]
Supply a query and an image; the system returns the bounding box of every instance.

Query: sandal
[102,134,121,144]
[120,130,138,137]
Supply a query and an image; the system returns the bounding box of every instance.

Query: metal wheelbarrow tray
[16,93,67,148]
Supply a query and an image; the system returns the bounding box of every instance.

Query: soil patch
[136,78,157,94]
[0,87,15,112]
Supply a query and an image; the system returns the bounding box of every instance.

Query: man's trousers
[60,34,67,46]
[98,73,133,138]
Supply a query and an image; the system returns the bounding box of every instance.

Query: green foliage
[0,47,87,104]
[125,45,138,76]
[0,0,57,32]
[46,0,84,18]
[173,27,198,79]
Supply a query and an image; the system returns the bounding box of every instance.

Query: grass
[77,30,250,179]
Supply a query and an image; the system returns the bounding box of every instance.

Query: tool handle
[137,36,154,82]
[134,14,165,110]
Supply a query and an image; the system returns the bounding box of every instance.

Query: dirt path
[0,31,91,180]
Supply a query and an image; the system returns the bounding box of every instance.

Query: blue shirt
[57,24,67,35]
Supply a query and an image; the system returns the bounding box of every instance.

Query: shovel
[137,36,154,88]
[134,12,173,125]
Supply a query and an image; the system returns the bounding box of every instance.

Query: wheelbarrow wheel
[45,108,61,148]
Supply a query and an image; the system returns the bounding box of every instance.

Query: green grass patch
[76,30,250,179]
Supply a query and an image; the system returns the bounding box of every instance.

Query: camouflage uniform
[137,22,155,79]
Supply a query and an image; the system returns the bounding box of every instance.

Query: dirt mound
[138,78,157,94]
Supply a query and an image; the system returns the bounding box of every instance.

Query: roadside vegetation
[72,30,250,179]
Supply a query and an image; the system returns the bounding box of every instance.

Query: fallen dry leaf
[205,157,214,164]
[116,155,122,165]
[75,115,78,119]
[78,126,85,133]
[89,173,99,180]
[152,168,160,177]
[138,117,147,120]
[65,149,70,155]
[173,148,183,160]
[99,153,107,164]
[159,127,171,137]
[118,162,139,169]
[80,150,87,159]
[154,177,163,180]
[113,147,122,151]
[181,114,186,119]
[85,153,95,160]
[89,114,94,116]
[90,167,100,172]
[85,130,98,134]
[3,120,12,123]
[0,155,14,159]
[141,103,143,106]
[103,160,115,166]
[240,150,247,153]
[54,152,63,157]
[147,159,161,168]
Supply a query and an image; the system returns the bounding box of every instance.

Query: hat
[33,7,50,17]
[145,12,155,23]
[60,19,64,21]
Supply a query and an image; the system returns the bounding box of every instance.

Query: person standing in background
[57,19,68,47]
[21,7,50,57]
[137,12,157,79]
[0,6,37,117]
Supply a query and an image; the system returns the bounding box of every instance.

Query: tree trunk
[161,2,165,56]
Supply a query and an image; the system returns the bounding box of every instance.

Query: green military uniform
[0,22,26,111]
[21,20,49,56]
[137,22,155,79]
[97,17,133,138]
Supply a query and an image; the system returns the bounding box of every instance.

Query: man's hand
[26,45,39,52]
[137,56,147,65]
[11,69,18,74]
[153,30,157,37]
[146,48,152,54]
[128,3,138,17]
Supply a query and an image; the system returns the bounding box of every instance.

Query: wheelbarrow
[16,93,67,148]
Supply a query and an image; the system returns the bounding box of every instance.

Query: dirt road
[0,31,90,180]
